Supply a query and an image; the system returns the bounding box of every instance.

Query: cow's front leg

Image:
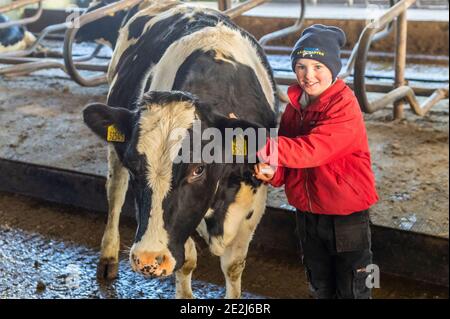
[175,237,197,299]
[220,236,249,299]
[220,186,267,298]
[97,145,129,280]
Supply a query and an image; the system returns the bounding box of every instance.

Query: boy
[254,24,378,299]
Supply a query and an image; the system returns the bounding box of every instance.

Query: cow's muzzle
[130,250,175,277]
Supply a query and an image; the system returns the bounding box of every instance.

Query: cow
[75,0,142,49]
[82,0,278,299]
[0,13,36,53]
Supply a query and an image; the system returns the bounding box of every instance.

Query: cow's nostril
[132,253,140,265]
[155,255,165,265]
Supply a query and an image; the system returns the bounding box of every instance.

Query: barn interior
[0,0,448,299]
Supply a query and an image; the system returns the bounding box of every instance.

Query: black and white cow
[0,13,36,53]
[76,0,142,48]
[82,0,278,299]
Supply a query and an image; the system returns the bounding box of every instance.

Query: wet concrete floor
[0,192,447,299]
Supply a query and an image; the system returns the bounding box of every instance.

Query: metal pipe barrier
[0,19,107,76]
[4,0,447,109]
[0,17,105,59]
[218,0,232,11]
[223,0,268,19]
[266,0,395,72]
[0,0,46,76]
[0,55,107,76]
[348,0,448,118]
[0,0,43,29]
[0,1,108,77]
[1,21,73,58]
[259,0,305,52]
[339,0,397,79]
[0,0,40,13]
[63,0,271,87]
[63,0,142,87]
[275,73,444,96]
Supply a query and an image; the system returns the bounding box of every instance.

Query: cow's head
[76,0,136,48]
[83,91,267,277]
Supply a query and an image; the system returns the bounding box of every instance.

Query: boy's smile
[295,58,333,99]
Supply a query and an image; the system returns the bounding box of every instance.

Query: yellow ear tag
[107,125,125,143]
[232,136,247,156]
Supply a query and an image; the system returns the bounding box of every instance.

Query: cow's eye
[192,165,205,177]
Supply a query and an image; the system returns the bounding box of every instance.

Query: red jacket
[259,79,378,215]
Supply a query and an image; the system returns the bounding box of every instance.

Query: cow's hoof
[97,258,119,280]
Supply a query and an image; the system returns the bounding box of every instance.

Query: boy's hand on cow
[253,163,275,183]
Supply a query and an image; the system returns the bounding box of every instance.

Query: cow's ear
[209,113,268,164]
[83,103,134,143]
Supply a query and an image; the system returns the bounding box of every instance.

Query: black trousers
[295,210,373,299]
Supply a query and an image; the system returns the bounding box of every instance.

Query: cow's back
[107,3,277,128]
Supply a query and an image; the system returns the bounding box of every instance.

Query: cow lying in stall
[0,13,36,53]
[81,0,278,299]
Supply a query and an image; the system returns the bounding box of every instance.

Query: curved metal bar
[0,0,42,14]
[0,56,108,76]
[263,0,396,60]
[259,0,305,47]
[340,0,397,79]
[73,43,105,62]
[274,73,444,96]
[0,21,70,58]
[63,0,143,87]
[353,0,448,117]
[0,59,62,76]
[0,1,43,29]
[354,0,416,113]
[366,85,449,116]
[224,0,268,19]
[372,0,397,43]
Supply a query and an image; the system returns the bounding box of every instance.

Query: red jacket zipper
[296,106,314,213]
[305,169,313,213]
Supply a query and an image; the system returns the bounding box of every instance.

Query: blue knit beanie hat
[291,24,346,80]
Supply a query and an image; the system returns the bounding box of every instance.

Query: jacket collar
[287,79,346,112]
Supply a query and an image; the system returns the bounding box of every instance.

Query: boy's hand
[253,163,275,183]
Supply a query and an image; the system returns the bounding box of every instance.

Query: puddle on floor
[0,226,261,299]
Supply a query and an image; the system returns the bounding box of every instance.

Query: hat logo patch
[296,47,325,58]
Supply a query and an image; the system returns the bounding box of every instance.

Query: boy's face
[295,59,333,99]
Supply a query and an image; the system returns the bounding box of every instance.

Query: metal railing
[0,0,107,77]
[259,0,306,52]
[63,0,274,86]
[63,0,142,87]
[0,0,40,13]
[339,0,397,79]
[273,0,448,117]
[2,0,448,117]
[218,0,307,53]
[1,0,272,85]
[0,0,43,29]
[343,0,448,118]
[305,0,448,9]
[222,0,268,18]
